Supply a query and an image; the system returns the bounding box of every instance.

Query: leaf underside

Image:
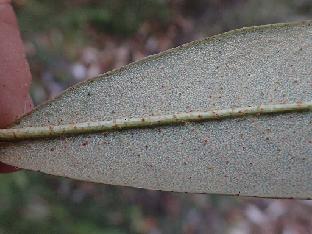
[1,21,312,198]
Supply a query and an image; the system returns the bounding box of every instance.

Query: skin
[0,0,33,172]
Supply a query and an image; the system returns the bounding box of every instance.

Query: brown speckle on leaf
[81,141,89,147]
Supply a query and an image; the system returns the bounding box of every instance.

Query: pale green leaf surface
[1,21,312,198]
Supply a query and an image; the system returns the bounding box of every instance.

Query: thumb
[0,1,33,172]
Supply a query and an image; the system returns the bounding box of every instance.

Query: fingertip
[0,162,20,173]
[0,2,32,173]
[0,3,33,127]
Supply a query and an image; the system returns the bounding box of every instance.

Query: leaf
[1,21,312,198]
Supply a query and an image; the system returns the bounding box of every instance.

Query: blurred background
[1,0,312,233]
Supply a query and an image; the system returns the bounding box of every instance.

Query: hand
[0,1,33,173]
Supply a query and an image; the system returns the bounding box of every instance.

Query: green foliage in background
[16,0,170,37]
[0,171,231,234]
[0,172,143,234]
